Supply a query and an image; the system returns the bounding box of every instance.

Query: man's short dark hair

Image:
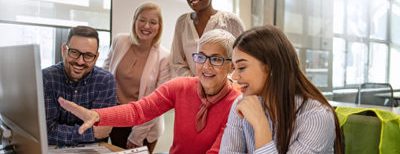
[67,26,99,50]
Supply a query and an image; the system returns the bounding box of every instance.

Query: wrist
[92,110,100,125]
[253,120,272,149]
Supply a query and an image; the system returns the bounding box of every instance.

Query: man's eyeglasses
[66,45,97,62]
[192,53,231,66]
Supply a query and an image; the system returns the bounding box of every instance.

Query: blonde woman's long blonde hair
[130,2,163,46]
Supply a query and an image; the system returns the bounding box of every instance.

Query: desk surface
[47,142,124,153]
[100,143,149,154]
[99,142,124,152]
[329,101,400,115]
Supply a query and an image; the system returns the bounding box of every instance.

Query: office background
[1,0,399,152]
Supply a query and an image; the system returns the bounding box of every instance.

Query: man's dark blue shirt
[43,62,116,146]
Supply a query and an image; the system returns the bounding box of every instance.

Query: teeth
[141,30,151,35]
[203,73,214,77]
[191,0,199,5]
[73,65,83,70]
[239,83,249,89]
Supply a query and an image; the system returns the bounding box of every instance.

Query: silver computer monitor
[0,44,48,154]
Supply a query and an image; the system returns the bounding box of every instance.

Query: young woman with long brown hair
[220,25,343,154]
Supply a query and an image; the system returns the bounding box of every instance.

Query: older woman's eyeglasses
[192,53,231,66]
[66,45,97,62]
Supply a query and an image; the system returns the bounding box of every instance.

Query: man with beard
[42,26,117,146]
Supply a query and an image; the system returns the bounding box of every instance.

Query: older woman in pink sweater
[58,29,240,154]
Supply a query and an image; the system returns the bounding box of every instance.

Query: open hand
[58,97,100,134]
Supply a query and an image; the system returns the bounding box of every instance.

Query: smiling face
[134,9,160,43]
[195,43,231,95]
[231,47,269,96]
[187,0,212,12]
[62,36,98,82]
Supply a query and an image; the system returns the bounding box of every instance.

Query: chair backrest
[343,113,381,154]
[355,83,395,107]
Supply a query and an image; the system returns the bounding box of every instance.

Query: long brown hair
[233,25,343,154]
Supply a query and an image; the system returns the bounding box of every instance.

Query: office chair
[342,113,381,154]
[355,82,397,107]
[336,107,400,154]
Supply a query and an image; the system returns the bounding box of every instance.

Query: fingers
[79,122,94,135]
[58,97,99,135]
[58,97,89,121]
[58,97,71,111]
[58,97,81,115]
[236,95,262,119]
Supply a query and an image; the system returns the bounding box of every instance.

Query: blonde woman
[103,2,170,152]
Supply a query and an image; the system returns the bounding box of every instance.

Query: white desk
[329,101,400,115]
[47,143,148,154]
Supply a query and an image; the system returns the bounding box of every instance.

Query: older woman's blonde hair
[130,2,163,46]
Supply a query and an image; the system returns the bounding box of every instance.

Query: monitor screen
[0,44,48,153]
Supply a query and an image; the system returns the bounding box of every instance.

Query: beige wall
[238,0,251,29]
[112,0,191,50]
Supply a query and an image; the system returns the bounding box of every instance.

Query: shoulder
[212,11,244,35]
[295,96,334,121]
[92,66,114,81]
[161,77,197,88]
[231,94,244,107]
[42,63,63,80]
[177,13,190,21]
[111,33,131,50]
[217,11,242,23]
[167,76,196,84]
[42,64,58,75]
[176,13,191,24]
[154,45,170,58]
[219,11,240,19]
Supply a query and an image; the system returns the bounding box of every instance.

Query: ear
[61,43,67,58]
[94,51,99,61]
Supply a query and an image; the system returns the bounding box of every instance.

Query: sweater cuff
[93,108,106,126]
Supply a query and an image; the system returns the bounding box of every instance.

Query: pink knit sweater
[95,77,240,154]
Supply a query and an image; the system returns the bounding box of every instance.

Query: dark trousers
[110,127,132,149]
[110,127,157,153]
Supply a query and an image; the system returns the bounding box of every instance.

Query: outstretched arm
[59,80,177,135]
[58,97,100,135]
